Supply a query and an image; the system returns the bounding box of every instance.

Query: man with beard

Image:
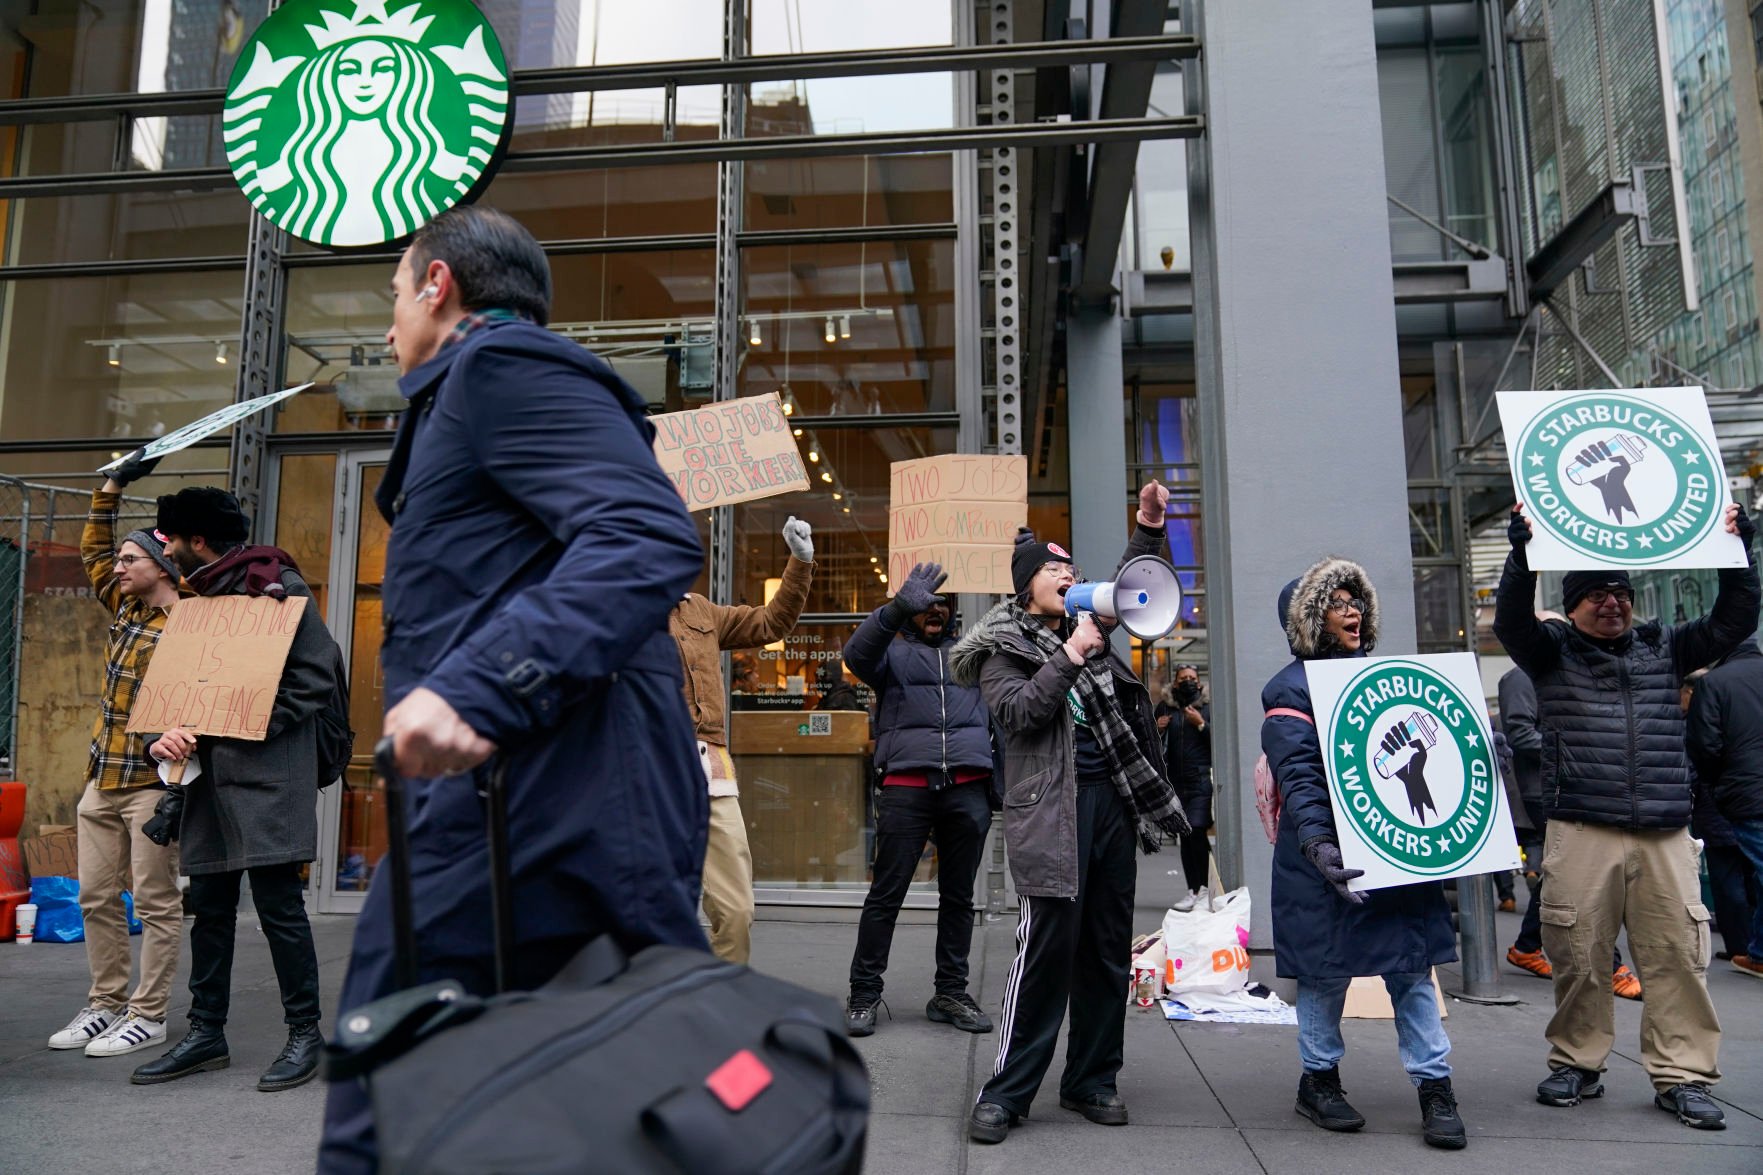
[136,486,344,1092]
[841,564,995,1037]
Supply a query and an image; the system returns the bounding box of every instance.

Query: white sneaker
[85,1010,167,1057]
[48,1006,118,1050]
[1172,886,1208,913]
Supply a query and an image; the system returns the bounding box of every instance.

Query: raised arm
[1671,504,1761,675]
[81,485,125,612]
[1492,506,1561,677]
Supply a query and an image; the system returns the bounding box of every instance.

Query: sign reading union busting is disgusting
[126,596,311,741]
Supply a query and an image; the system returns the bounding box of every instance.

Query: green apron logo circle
[223,0,512,248]
[1515,392,1723,564]
[1322,660,1498,875]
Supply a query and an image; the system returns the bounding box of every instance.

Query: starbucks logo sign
[1321,660,1499,875]
[1513,392,1724,565]
[223,0,512,248]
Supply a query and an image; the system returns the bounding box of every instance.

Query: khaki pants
[75,782,183,1021]
[701,794,754,965]
[1540,821,1719,1089]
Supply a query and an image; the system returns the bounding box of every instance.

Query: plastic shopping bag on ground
[28,877,141,943]
[1162,887,1252,995]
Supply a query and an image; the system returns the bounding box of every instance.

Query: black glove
[885,562,947,623]
[1735,502,1757,550]
[141,788,184,846]
[1508,506,1531,548]
[111,447,162,488]
[1302,837,1366,905]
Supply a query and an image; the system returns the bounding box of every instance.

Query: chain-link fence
[0,476,157,774]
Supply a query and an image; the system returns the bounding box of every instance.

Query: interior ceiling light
[748,319,762,347]
[820,470,833,483]
[792,427,803,437]
[839,315,851,340]
[831,491,842,501]
[107,344,121,367]
[215,341,228,365]
[869,556,878,564]
[807,447,819,462]
[824,317,836,344]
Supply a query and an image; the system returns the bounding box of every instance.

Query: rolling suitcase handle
[372,736,517,994]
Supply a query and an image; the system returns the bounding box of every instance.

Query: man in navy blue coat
[318,207,707,1174]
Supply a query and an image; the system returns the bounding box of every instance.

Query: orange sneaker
[1499,898,1517,913]
[1612,965,1642,1000]
[1733,956,1763,979]
[1507,946,1552,979]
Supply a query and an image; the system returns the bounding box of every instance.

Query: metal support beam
[1074,0,1169,305]
[1066,310,1130,596]
[1124,256,1510,315]
[228,213,287,523]
[709,0,746,610]
[1524,177,1641,300]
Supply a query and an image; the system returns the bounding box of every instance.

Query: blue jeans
[1297,973,1451,1084]
[1728,819,1763,959]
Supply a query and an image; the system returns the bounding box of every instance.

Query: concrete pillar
[1185,0,1417,949]
[1065,309,1131,586]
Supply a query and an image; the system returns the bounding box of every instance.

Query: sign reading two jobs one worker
[126,596,310,741]
[888,455,1028,595]
[1304,653,1520,891]
[1498,387,1745,571]
[651,392,810,510]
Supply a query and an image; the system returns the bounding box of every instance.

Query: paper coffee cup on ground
[15,903,37,943]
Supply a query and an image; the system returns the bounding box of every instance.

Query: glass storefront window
[0,272,243,442]
[1,191,255,264]
[279,247,715,431]
[9,0,270,98]
[739,238,956,416]
[743,154,952,230]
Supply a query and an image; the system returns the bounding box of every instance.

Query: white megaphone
[1062,555,1183,640]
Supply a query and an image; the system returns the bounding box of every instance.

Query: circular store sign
[223,0,512,249]
[1322,659,1499,876]
[1514,391,1724,565]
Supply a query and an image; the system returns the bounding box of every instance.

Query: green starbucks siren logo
[1322,660,1499,875]
[1515,392,1724,564]
[223,0,511,248]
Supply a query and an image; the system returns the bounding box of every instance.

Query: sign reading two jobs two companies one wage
[888,455,1028,596]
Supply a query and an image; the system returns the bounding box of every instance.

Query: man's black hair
[408,205,552,326]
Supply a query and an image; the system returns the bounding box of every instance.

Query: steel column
[228,212,288,523]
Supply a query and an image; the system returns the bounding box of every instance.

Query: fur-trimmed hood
[1280,556,1379,658]
[949,600,1035,686]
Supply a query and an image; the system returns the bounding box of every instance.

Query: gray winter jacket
[1493,548,1760,830]
[180,564,342,875]
[950,524,1169,898]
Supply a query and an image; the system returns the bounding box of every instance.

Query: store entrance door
[310,448,391,915]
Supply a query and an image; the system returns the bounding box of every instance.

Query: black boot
[1295,1067,1366,1132]
[257,1021,323,1092]
[1418,1077,1468,1149]
[130,1019,229,1085]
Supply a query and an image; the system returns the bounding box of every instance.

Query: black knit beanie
[157,486,250,546]
[1562,569,1632,612]
[1011,527,1074,598]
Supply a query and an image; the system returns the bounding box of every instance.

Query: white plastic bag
[1161,887,1252,995]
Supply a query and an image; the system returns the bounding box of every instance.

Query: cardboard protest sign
[97,384,312,473]
[1497,387,1744,571]
[1303,654,1520,892]
[126,595,309,741]
[888,455,1028,595]
[651,392,810,510]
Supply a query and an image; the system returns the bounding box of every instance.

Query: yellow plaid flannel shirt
[83,489,187,790]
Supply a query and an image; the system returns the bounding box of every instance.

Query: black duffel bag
[324,740,868,1174]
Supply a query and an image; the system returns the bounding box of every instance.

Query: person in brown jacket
[668,517,814,963]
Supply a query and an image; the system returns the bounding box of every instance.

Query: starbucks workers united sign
[223,0,512,248]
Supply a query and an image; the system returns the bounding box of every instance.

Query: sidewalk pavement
[0,852,1758,1174]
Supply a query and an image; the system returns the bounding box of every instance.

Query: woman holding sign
[1261,556,1465,1150]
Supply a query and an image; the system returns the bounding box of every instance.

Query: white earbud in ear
[415,284,439,303]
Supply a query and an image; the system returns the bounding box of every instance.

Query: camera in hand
[142,788,185,846]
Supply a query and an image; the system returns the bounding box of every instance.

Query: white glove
[782,516,814,562]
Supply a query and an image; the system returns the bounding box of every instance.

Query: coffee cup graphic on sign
[1374,711,1441,825]
[1565,434,1647,523]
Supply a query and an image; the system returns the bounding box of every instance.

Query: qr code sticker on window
[808,713,832,736]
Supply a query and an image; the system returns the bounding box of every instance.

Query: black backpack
[324,741,868,1175]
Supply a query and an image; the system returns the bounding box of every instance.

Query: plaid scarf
[1006,603,1190,848]
[442,306,532,351]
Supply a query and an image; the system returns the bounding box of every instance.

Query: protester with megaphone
[951,480,1190,1145]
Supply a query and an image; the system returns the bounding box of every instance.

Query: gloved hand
[1731,501,1757,550]
[111,447,162,488]
[1302,837,1366,905]
[782,515,814,562]
[141,788,185,847]
[886,562,947,623]
[1508,504,1531,547]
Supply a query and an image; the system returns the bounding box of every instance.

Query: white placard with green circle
[223,0,512,249]
[1497,387,1743,571]
[1305,653,1519,892]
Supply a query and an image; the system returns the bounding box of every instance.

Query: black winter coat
[1686,640,1763,824]
[1493,547,1760,830]
[842,607,990,782]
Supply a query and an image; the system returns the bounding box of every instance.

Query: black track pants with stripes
[981,780,1138,1116]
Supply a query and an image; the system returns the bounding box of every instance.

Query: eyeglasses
[1038,561,1080,580]
[1584,589,1633,606]
[1324,597,1366,616]
[115,554,149,568]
